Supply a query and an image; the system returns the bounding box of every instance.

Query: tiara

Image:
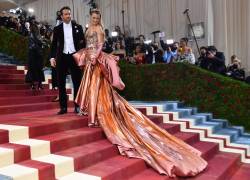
[91,8,100,13]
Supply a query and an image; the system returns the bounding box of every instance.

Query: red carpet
[0,65,249,180]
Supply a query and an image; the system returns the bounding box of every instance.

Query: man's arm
[160,39,167,50]
[214,52,225,66]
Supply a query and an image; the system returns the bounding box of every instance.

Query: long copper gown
[73,32,207,177]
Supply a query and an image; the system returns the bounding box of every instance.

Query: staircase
[0,64,249,180]
[0,53,22,65]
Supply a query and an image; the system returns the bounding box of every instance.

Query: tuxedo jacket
[50,21,85,60]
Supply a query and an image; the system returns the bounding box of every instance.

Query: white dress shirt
[63,22,76,54]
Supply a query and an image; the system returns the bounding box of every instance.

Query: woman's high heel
[88,122,100,128]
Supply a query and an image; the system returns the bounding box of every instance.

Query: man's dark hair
[200,46,207,50]
[60,6,71,15]
[207,46,217,52]
[180,37,189,44]
[138,34,145,40]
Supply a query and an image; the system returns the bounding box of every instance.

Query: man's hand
[207,52,215,59]
[50,58,56,67]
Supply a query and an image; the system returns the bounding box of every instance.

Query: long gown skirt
[75,60,207,177]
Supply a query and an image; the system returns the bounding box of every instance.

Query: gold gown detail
[74,32,207,177]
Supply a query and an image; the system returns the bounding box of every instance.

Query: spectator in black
[153,43,164,63]
[145,44,154,64]
[226,55,245,81]
[25,24,45,89]
[103,29,113,53]
[7,17,18,31]
[115,25,124,42]
[56,11,62,26]
[19,15,29,36]
[201,46,226,74]
[0,12,8,26]
[124,36,135,57]
[197,46,207,66]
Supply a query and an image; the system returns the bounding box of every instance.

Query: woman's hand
[89,54,97,65]
[85,53,95,65]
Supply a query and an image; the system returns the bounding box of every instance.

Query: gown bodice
[85,31,99,49]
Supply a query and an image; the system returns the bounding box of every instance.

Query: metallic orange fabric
[75,32,207,177]
[76,62,207,177]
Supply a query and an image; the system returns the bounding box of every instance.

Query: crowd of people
[0,11,53,39]
[0,8,248,87]
[2,5,250,178]
[197,46,245,80]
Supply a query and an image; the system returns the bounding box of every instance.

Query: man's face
[61,9,71,23]
[173,43,179,48]
[139,36,144,44]
[180,40,186,47]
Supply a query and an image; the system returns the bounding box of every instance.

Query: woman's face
[180,40,187,47]
[91,13,101,26]
[116,43,121,49]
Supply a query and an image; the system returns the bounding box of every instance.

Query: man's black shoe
[74,107,80,114]
[57,109,67,115]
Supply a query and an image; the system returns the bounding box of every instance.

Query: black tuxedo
[50,22,85,59]
[50,21,85,110]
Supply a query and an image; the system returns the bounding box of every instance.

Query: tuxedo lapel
[59,23,64,44]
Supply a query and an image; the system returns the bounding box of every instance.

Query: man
[197,46,207,66]
[50,6,85,115]
[202,46,226,74]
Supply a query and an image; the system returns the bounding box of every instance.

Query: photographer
[163,45,175,64]
[226,55,245,81]
[198,46,207,67]
[56,11,62,26]
[203,46,226,74]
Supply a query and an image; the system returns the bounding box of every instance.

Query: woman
[25,24,45,89]
[73,9,207,177]
[177,38,195,64]
[134,45,145,64]
[112,41,126,59]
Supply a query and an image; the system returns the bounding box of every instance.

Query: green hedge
[119,62,250,132]
[0,27,50,65]
[0,27,28,64]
